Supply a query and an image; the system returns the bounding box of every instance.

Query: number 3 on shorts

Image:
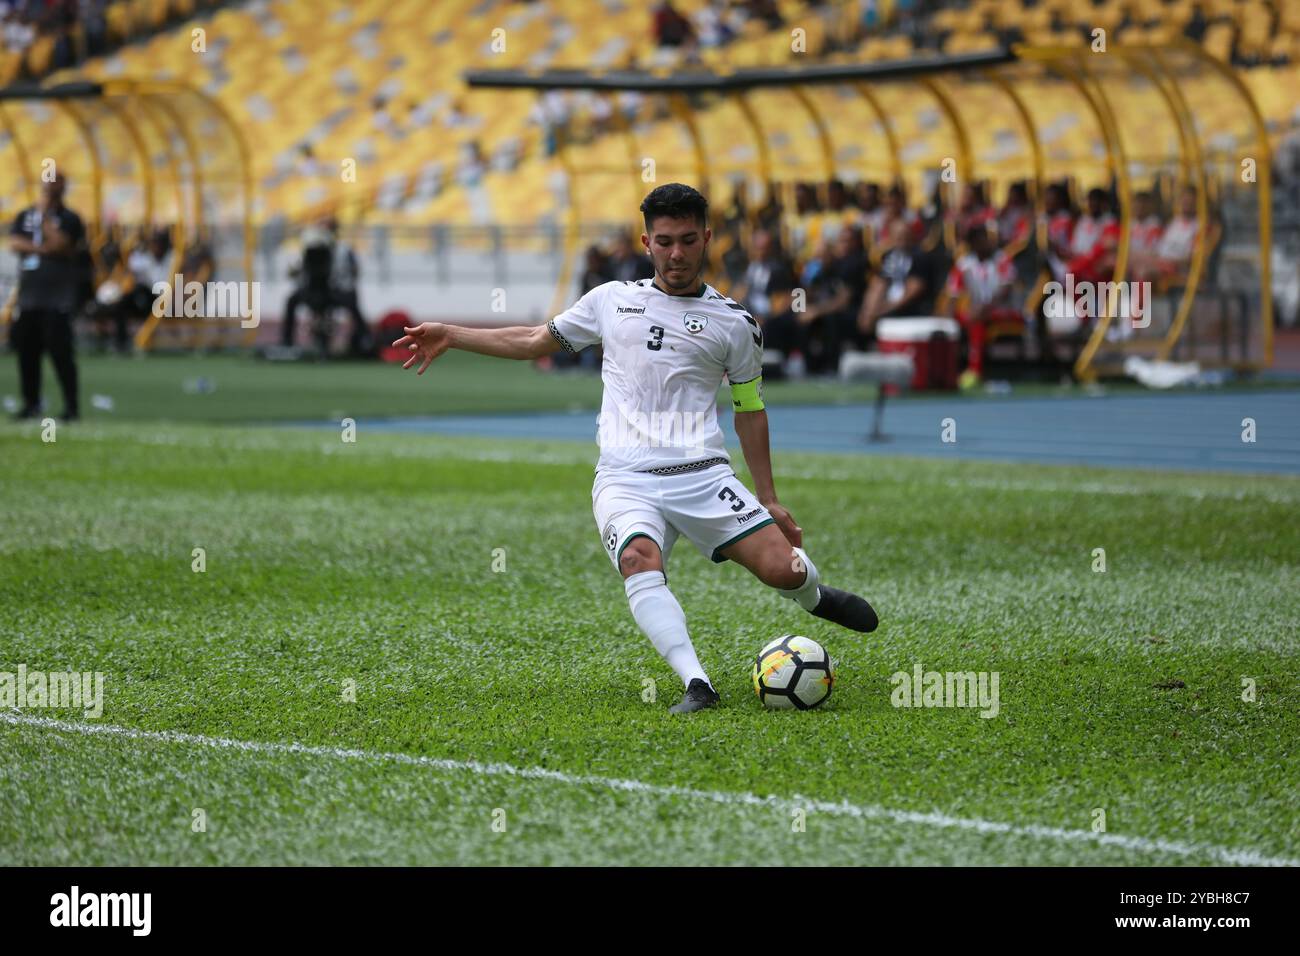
[718,486,745,513]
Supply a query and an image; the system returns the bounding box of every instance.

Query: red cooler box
[876,317,961,391]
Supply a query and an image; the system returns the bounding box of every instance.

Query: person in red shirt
[996,181,1033,253]
[1065,188,1119,284]
[948,182,995,240]
[1040,182,1076,282]
[652,1,695,47]
[945,225,1021,380]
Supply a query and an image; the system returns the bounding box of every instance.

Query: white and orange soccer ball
[751,635,834,710]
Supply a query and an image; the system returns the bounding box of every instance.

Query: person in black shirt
[8,173,87,421]
[760,227,872,375]
[808,226,870,373]
[858,218,944,338]
[733,228,796,323]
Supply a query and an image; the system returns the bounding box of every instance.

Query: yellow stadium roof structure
[463,40,1276,381]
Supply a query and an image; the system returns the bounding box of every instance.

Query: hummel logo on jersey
[737,507,764,525]
[682,313,708,334]
[616,306,646,314]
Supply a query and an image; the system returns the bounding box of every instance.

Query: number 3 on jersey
[646,325,664,351]
[718,486,745,512]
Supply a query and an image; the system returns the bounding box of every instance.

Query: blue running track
[322,390,1300,475]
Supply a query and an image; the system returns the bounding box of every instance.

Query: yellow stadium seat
[24,35,56,77]
[0,50,20,86]
[1203,22,1236,62]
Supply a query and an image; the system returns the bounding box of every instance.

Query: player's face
[643,216,710,293]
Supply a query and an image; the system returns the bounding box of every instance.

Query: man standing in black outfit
[8,173,86,421]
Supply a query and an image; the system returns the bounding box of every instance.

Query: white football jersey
[548,278,764,474]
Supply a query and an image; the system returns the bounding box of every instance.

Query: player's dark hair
[640,183,709,231]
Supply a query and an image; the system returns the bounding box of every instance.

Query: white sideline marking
[3,710,1295,866]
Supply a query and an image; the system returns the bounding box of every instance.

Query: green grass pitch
[0,355,1297,865]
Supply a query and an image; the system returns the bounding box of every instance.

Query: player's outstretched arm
[734,408,802,548]
[394,321,561,374]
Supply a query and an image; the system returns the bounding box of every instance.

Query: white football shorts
[592,460,775,571]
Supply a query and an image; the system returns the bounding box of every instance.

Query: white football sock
[779,546,822,611]
[624,570,709,688]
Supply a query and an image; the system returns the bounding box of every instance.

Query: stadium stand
[1,0,1296,375]
[1,0,1296,229]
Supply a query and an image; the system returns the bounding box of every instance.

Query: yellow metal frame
[105,78,258,349]
[2,78,256,345]
[1174,39,1273,368]
[1003,42,1269,376]
[536,47,1273,378]
[1123,48,1209,362]
[0,104,38,205]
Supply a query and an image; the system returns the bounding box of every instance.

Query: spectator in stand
[1040,182,1076,282]
[718,181,750,285]
[819,178,865,248]
[694,2,736,47]
[858,216,945,336]
[760,277,804,372]
[579,244,610,295]
[1184,2,1209,42]
[1065,187,1119,284]
[1153,185,1202,283]
[855,181,886,248]
[720,179,748,232]
[80,0,108,57]
[732,228,795,324]
[800,237,833,289]
[801,225,871,374]
[948,182,995,240]
[653,1,696,47]
[3,0,149,79]
[1126,189,1165,282]
[945,225,1020,383]
[874,184,922,256]
[552,244,610,370]
[996,181,1033,251]
[753,181,784,233]
[745,0,784,29]
[3,7,36,56]
[608,231,655,282]
[783,181,821,261]
[114,228,172,349]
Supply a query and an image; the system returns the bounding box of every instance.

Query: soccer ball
[751,634,833,710]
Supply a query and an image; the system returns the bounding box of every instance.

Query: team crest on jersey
[682,313,708,334]
[603,522,618,552]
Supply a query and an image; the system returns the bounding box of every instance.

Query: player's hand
[767,502,802,549]
[393,322,451,374]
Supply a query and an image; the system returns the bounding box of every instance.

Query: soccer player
[395,183,878,714]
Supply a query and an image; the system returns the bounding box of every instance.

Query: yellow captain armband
[730,375,765,412]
